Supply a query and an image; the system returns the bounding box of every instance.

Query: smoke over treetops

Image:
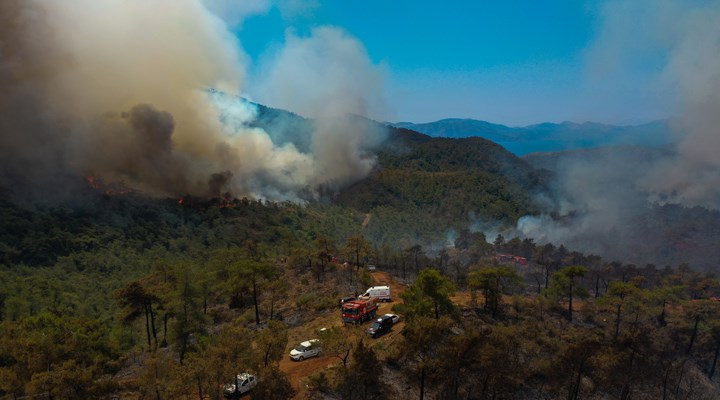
[0,0,386,202]
[514,0,720,267]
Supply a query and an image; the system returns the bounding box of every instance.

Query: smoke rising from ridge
[590,0,720,209]
[0,0,386,202]
[514,0,720,266]
[254,27,388,187]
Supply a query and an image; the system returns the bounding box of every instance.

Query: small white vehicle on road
[384,313,400,324]
[223,372,256,398]
[289,339,321,361]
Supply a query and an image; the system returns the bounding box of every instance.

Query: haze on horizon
[238,0,687,127]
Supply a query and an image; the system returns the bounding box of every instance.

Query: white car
[223,373,256,398]
[384,313,400,324]
[289,339,321,361]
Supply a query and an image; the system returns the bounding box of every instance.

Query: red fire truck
[341,297,379,324]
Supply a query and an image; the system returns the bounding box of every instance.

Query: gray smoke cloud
[515,147,668,260]
[590,0,720,208]
[513,0,720,265]
[0,0,386,202]
[639,2,720,208]
[253,27,388,188]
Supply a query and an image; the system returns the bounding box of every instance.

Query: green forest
[1,185,720,399]
[4,1,720,399]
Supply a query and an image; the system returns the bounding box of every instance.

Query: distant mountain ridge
[391,118,674,155]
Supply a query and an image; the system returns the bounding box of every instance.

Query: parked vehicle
[383,313,400,324]
[223,372,256,398]
[367,264,376,271]
[339,296,356,308]
[361,285,391,302]
[367,314,395,338]
[290,339,321,361]
[341,297,378,324]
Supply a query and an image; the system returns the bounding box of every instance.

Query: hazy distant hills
[521,144,675,172]
[391,118,674,155]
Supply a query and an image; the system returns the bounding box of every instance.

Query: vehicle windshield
[370,322,380,330]
[342,307,358,315]
[294,344,308,352]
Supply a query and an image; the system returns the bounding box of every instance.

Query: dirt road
[279,270,406,399]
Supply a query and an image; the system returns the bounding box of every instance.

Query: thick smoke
[590,0,720,208]
[514,0,720,265]
[515,147,667,260]
[254,27,388,188]
[639,2,720,208]
[0,0,386,202]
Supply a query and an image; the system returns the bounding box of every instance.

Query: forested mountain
[2,105,720,399]
[332,126,550,247]
[243,100,552,248]
[392,118,673,155]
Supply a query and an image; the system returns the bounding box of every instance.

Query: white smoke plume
[514,0,720,265]
[254,27,388,187]
[0,0,386,202]
[590,0,720,208]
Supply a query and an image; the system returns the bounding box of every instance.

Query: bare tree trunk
[662,363,671,400]
[269,297,275,321]
[162,313,169,347]
[544,265,551,289]
[179,329,188,365]
[253,276,260,325]
[657,299,667,327]
[709,340,720,378]
[595,274,600,298]
[567,282,573,322]
[144,303,152,350]
[149,303,158,349]
[687,316,700,355]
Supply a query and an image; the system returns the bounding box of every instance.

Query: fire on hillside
[85,175,134,197]
[177,193,245,209]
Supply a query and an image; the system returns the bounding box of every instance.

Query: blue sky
[236,0,674,126]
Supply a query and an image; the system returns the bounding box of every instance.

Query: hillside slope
[332,126,550,246]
